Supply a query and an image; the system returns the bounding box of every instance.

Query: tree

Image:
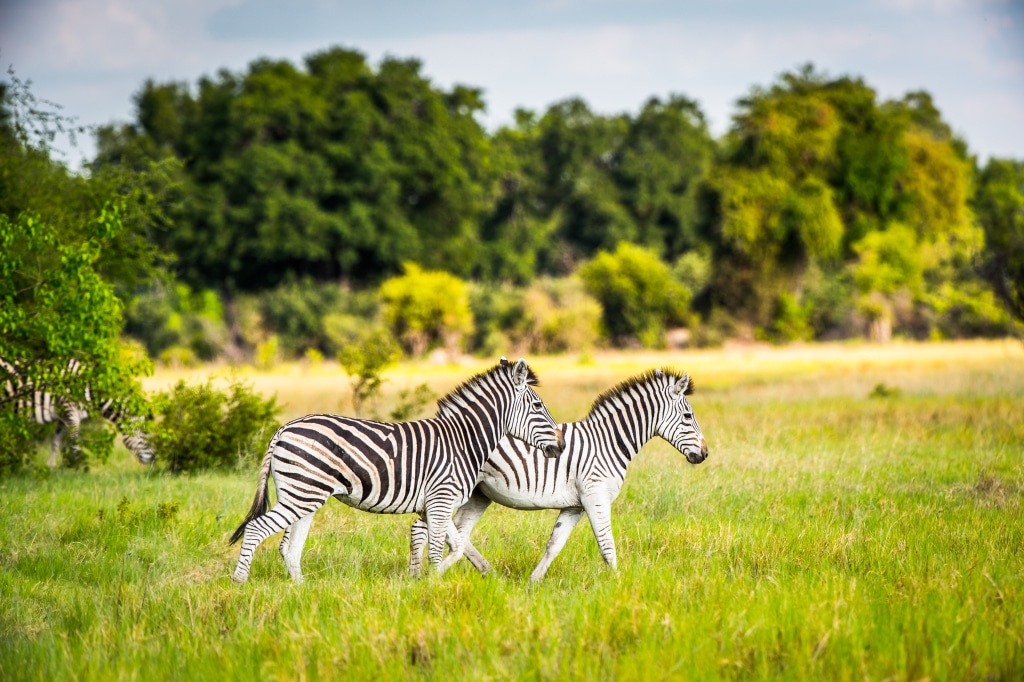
[95,48,494,291]
[0,207,151,472]
[579,243,690,347]
[975,158,1024,326]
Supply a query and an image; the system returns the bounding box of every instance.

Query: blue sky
[2,0,1022,168]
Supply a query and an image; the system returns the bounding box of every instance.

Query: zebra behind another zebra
[409,368,706,581]
[229,357,565,583]
[0,358,154,467]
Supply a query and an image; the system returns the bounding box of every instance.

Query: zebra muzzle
[542,429,565,458]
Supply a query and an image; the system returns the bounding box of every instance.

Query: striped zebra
[229,357,565,583]
[409,368,706,581]
[0,358,154,467]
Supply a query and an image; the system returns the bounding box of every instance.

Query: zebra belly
[334,492,423,515]
[476,469,579,510]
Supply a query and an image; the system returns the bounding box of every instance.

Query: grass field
[2,340,1022,680]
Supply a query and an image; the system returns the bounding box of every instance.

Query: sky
[1,0,1022,169]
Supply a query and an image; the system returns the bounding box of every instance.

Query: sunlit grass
[2,340,1022,680]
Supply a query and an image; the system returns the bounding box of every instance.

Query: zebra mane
[587,368,693,418]
[435,361,540,417]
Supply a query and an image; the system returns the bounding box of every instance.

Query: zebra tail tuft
[228,432,277,545]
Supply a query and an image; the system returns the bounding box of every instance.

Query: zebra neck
[444,410,502,466]
[588,400,656,462]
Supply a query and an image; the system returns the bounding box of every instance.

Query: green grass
[2,341,1023,680]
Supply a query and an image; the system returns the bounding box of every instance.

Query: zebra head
[122,415,155,465]
[501,357,565,459]
[654,369,708,464]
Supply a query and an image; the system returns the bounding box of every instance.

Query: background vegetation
[46,52,1024,366]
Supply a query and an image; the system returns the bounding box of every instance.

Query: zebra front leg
[529,507,585,582]
[452,491,494,575]
[279,513,315,584]
[423,502,459,574]
[437,519,466,574]
[582,495,617,571]
[409,518,428,577]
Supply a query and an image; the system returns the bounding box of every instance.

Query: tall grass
[2,341,1022,680]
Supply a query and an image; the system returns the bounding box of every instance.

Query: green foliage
[379,264,473,356]
[0,208,152,473]
[580,243,690,347]
[975,158,1024,325]
[338,329,401,417]
[125,282,228,362]
[97,49,492,290]
[388,384,436,422]
[149,378,281,473]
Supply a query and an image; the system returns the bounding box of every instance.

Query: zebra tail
[228,432,277,545]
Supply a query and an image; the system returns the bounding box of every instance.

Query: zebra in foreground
[0,358,154,467]
[229,357,565,583]
[409,368,706,581]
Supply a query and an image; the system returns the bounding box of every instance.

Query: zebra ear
[511,358,529,389]
[669,374,690,399]
[500,356,509,367]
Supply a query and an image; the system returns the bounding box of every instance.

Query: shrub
[149,378,281,473]
[380,263,474,357]
[579,242,691,347]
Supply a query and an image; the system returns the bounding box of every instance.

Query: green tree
[579,242,690,347]
[975,158,1024,326]
[96,48,493,291]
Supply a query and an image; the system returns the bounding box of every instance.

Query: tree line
[3,50,1024,372]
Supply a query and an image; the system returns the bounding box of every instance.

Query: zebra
[409,368,706,581]
[0,358,154,467]
[229,357,565,583]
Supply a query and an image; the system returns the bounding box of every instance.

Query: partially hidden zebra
[229,357,565,583]
[0,358,154,467]
[409,368,706,581]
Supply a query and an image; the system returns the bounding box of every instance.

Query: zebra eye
[532,400,543,411]
[683,411,693,420]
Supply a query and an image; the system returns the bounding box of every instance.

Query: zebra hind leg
[279,513,316,584]
[233,500,319,583]
[529,507,585,582]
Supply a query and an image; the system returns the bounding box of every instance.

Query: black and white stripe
[410,368,706,581]
[229,357,565,583]
[0,358,154,467]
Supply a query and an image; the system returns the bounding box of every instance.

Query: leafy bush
[380,264,474,357]
[149,378,281,473]
[579,242,691,347]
